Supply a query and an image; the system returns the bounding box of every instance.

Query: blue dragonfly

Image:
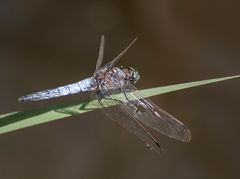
[18,36,191,154]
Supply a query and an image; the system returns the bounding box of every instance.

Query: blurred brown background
[0,0,240,179]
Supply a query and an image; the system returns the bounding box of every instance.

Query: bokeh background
[0,0,239,179]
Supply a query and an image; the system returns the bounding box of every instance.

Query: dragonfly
[18,35,191,154]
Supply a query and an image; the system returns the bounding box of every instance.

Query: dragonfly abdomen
[18,77,94,102]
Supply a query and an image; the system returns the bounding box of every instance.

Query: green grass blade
[140,75,240,97]
[0,75,239,135]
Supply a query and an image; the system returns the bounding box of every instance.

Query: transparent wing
[104,37,138,68]
[95,35,105,72]
[94,88,164,154]
[122,84,191,142]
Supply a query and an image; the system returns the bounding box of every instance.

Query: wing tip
[182,128,192,143]
[155,141,165,154]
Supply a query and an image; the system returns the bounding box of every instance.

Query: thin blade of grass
[0,75,239,135]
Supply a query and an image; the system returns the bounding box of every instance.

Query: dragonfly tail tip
[17,97,25,102]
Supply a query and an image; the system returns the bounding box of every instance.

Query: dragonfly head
[127,67,140,84]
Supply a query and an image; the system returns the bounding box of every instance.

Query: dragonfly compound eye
[128,67,140,84]
[132,70,140,84]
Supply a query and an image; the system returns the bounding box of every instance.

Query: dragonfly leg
[96,90,104,102]
[122,88,130,101]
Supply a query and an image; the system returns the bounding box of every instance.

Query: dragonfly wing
[122,84,191,142]
[95,35,105,72]
[95,87,164,154]
[104,37,138,68]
